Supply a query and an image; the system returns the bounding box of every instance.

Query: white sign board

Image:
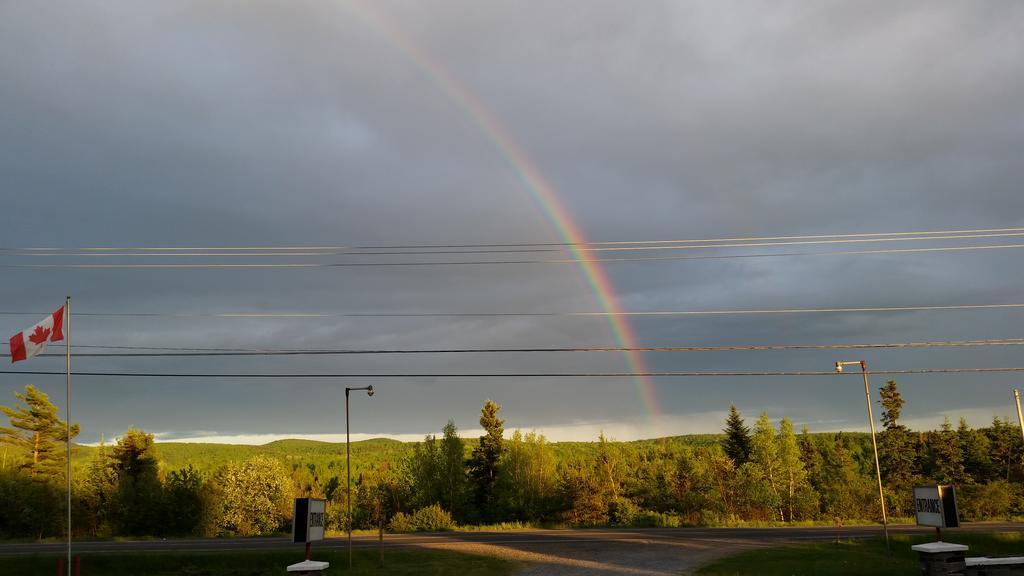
[293,498,326,543]
[914,485,959,528]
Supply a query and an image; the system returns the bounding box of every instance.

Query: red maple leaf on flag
[28,325,51,345]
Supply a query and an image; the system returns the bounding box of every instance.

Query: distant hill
[65,431,871,476]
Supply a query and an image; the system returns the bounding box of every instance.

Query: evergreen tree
[0,385,79,479]
[722,405,752,465]
[81,438,117,536]
[956,418,989,484]
[439,419,467,518]
[931,417,966,485]
[986,417,1019,482]
[468,400,504,521]
[877,380,918,512]
[111,428,163,535]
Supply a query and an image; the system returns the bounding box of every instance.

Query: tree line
[2,383,1023,539]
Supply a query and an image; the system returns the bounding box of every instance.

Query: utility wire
[32,338,1024,357]
[3,242,1024,268]
[3,367,1024,378]
[6,226,1024,251]
[6,302,1024,319]
[6,231,1024,257]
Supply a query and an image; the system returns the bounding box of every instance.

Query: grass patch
[1,547,518,576]
[696,532,1024,576]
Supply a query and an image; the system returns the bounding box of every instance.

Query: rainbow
[348,3,663,429]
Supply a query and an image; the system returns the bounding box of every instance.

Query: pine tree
[986,417,1019,482]
[468,400,504,521]
[877,380,918,509]
[82,437,117,536]
[956,417,988,484]
[931,417,966,485]
[0,385,79,479]
[439,419,466,518]
[722,405,752,465]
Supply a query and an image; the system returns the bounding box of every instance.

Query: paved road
[3,523,1021,575]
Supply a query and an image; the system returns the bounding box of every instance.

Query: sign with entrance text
[292,498,326,543]
[914,485,959,528]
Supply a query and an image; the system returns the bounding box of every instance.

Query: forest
[1,381,1023,540]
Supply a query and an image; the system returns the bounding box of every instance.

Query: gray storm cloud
[1,1,1023,442]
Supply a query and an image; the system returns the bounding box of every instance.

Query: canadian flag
[10,306,65,363]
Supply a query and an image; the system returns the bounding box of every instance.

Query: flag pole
[65,295,71,572]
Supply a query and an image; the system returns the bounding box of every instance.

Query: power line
[3,367,1024,378]
[6,226,1024,251]
[6,302,1024,319]
[31,338,1024,357]
[6,231,1024,257]
[3,242,1024,268]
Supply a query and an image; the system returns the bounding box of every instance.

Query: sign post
[288,498,328,574]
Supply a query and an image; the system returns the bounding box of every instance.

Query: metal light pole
[835,360,890,553]
[346,385,374,570]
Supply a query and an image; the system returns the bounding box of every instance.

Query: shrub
[608,497,640,526]
[410,504,455,532]
[388,512,413,533]
[634,510,683,528]
[961,481,1014,520]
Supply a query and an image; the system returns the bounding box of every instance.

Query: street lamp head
[835,361,844,373]
[366,385,374,397]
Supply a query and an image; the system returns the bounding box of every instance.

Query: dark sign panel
[292,498,327,543]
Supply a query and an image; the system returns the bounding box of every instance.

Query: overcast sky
[2,1,1024,444]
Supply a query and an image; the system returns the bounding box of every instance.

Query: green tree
[468,400,504,521]
[778,418,815,521]
[747,413,784,521]
[0,385,79,479]
[877,380,918,513]
[722,405,752,465]
[957,418,989,484]
[986,417,1020,482]
[812,433,875,521]
[409,433,440,508]
[0,468,62,538]
[439,420,467,518]
[81,438,117,536]
[559,458,608,526]
[164,465,206,536]
[111,428,163,535]
[498,430,555,521]
[216,455,292,536]
[931,417,966,485]
[700,446,738,521]
[627,442,677,513]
